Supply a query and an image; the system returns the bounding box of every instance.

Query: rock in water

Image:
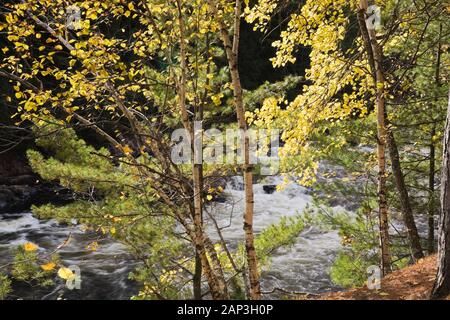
[263,185,277,194]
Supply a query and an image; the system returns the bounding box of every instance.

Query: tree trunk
[192,126,205,299]
[376,84,392,276]
[204,237,229,298]
[429,24,443,254]
[431,89,450,299]
[428,126,437,254]
[386,130,424,261]
[193,250,202,299]
[176,0,227,299]
[357,0,391,275]
[208,0,261,299]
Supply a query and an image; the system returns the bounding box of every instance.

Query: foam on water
[1,175,346,299]
[0,213,43,233]
[208,176,343,296]
[0,213,139,300]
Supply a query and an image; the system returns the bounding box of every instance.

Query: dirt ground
[315,255,450,300]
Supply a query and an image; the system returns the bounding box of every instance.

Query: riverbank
[315,255,449,300]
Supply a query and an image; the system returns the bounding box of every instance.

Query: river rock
[0,183,72,214]
[262,185,277,194]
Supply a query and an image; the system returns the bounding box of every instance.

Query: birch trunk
[176,0,227,299]
[428,125,436,254]
[431,89,450,299]
[358,0,391,275]
[429,24,443,254]
[207,0,261,299]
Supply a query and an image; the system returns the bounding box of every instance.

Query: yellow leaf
[86,241,99,252]
[41,262,56,271]
[15,42,29,50]
[87,12,98,20]
[24,101,37,112]
[122,145,133,155]
[57,267,74,280]
[23,242,38,252]
[211,93,223,106]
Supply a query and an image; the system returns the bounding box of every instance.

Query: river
[0,176,345,299]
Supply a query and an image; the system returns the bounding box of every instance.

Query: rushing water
[0,176,344,299]
[0,213,139,300]
[208,176,343,296]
